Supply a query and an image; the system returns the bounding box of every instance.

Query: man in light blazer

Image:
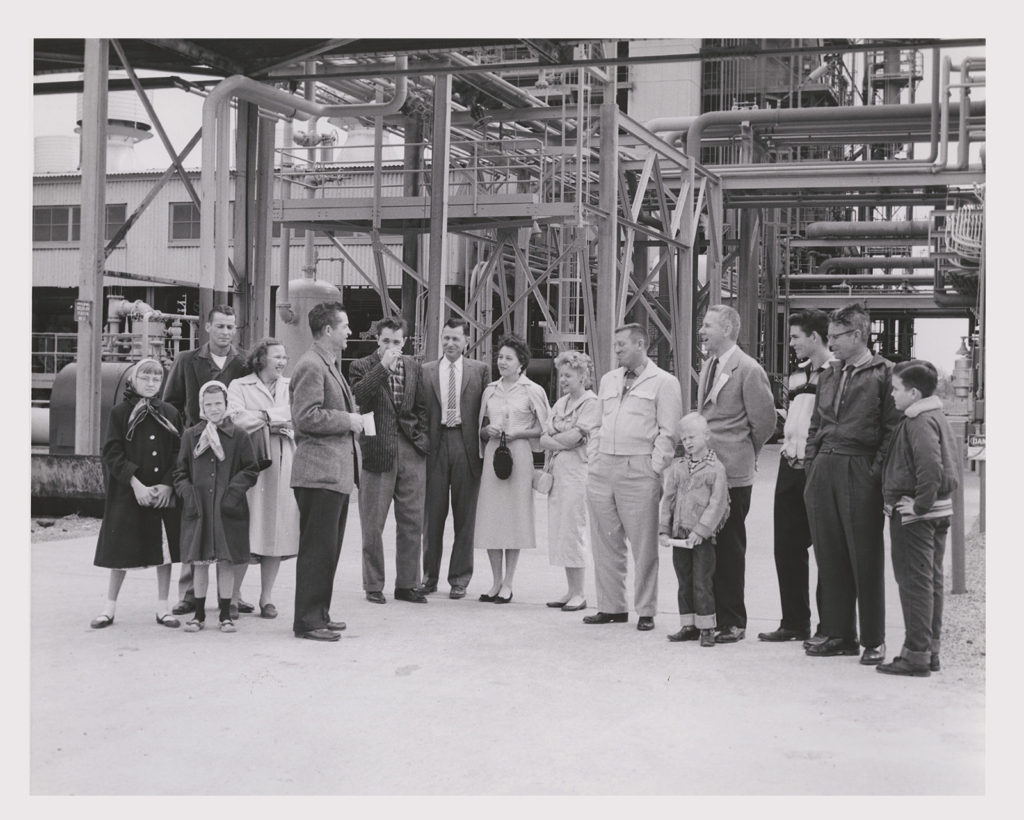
[584,323,682,631]
[697,304,778,643]
[349,317,430,605]
[289,302,364,642]
[417,318,491,599]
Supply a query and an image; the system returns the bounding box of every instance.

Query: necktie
[445,362,457,426]
[706,357,718,395]
[623,368,637,396]
[834,365,852,413]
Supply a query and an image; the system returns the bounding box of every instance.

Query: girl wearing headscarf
[91,358,184,629]
[173,380,260,632]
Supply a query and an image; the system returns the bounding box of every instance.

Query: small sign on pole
[75,299,92,322]
[967,433,985,461]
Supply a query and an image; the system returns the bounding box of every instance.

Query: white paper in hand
[666,536,695,549]
[361,411,376,436]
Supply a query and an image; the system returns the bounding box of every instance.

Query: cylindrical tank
[276,278,343,376]
[48,361,138,455]
[32,407,50,446]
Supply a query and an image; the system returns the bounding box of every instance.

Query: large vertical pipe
[737,209,760,353]
[402,117,423,341]
[424,72,453,361]
[594,96,619,379]
[949,417,967,593]
[74,38,108,456]
[233,100,256,345]
[251,114,276,341]
[302,62,318,282]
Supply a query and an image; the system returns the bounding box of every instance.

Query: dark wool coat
[173,419,260,564]
[94,399,183,569]
[162,343,248,427]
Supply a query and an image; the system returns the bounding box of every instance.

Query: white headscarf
[193,380,228,461]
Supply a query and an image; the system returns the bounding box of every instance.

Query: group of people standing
[90,299,958,677]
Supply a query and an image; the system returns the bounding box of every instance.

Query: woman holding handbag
[539,351,600,612]
[225,338,299,619]
[474,335,549,604]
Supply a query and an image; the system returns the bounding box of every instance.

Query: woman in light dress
[539,351,600,612]
[474,335,550,604]
[226,338,299,619]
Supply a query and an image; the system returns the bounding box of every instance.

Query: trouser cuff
[694,613,717,629]
[901,645,931,667]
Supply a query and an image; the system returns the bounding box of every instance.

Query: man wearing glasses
[803,303,901,667]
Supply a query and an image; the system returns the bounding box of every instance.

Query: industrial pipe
[804,221,931,239]
[200,57,409,294]
[815,257,936,275]
[784,273,935,283]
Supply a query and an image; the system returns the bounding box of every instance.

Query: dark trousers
[804,453,885,647]
[890,512,948,667]
[672,540,716,629]
[712,485,752,630]
[423,428,479,588]
[773,458,823,633]
[293,487,350,633]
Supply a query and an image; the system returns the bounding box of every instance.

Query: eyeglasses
[827,328,858,342]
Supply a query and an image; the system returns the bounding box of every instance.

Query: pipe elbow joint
[276,303,298,325]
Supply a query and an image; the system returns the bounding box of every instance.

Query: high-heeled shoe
[561,599,587,612]
[493,590,513,604]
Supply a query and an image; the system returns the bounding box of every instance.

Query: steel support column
[594,99,619,378]
[251,115,276,341]
[233,101,258,344]
[74,39,108,456]
[424,72,453,361]
[402,117,423,339]
[737,209,761,352]
[674,159,696,403]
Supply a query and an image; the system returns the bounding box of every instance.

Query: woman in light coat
[226,338,299,619]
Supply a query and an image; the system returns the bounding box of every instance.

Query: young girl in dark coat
[173,380,260,633]
[91,358,184,629]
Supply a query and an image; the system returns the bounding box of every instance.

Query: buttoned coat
[348,351,429,473]
[173,419,260,564]
[697,348,777,487]
[421,357,490,479]
[163,342,248,427]
[288,340,362,494]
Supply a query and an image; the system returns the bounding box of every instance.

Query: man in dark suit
[416,318,490,599]
[349,317,430,605]
[163,304,250,616]
[697,304,778,644]
[289,302,364,641]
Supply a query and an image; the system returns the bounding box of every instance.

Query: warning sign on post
[74,300,92,322]
[967,433,985,461]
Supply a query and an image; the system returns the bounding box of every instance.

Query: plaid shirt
[388,356,405,406]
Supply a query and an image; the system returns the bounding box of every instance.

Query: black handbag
[493,431,513,479]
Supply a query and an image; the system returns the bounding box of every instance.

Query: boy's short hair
[308,301,346,337]
[677,411,709,436]
[614,323,648,346]
[375,316,408,336]
[788,309,829,342]
[208,304,235,322]
[893,359,938,397]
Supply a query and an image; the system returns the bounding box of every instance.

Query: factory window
[169,201,202,241]
[33,204,128,244]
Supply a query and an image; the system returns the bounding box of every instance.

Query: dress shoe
[478,593,497,602]
[700,629,716,647]
[172,600,196,616]
[583,611,628,625]
[637,616,655,631]
[758,626,810,642]
[295,628,339,642]
[715,626,745,644]
[805,637,859,657]
[365,591,387,604]
[876,656,930,677]
[326,621,347,631]
[667,626,699,642]
[931,654,941,672]
[449,585,467,600]
[561,600,587,612]
[802,629,827,650]
[493,590,513,604]
[859,643,886,666]
[395,588,427,604]
[414,581,438,595]
[237,599,255,614]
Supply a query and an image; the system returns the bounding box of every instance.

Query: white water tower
[74,82,153,172]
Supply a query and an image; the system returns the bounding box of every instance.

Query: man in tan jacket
[289,302,363,642]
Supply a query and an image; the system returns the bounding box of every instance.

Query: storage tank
[75,85,153,172]
[48,361,137,454]
[276,278,344,375]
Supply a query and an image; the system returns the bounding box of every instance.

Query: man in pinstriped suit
[349,317,430,605]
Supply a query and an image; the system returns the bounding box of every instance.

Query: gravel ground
[30,513,103,543]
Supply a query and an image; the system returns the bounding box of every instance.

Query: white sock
[157,598,170,617]
[103,599,117,618]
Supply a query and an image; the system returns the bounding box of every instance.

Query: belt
[442,424,462,430]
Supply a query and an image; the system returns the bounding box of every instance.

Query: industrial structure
[32,38,985,480]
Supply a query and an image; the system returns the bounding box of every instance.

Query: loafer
[637,616,655,631]
[700,629,716,647]
[326,621,347,631]
[805,637,859,657]
[365,591,387,604]
[667,626,700,642]
[876,656,930,677]
[171,600,195,616]
[259,603,278,619]
[449,585,467,600]
[295,628,339,641]
[583,611,628,625]
[758,626,810,642]
[394,588,427,604]
[413,582,438,595]
[860,643,886,666]
[561,600,587,612]
[237,599,256,614]
[715,626,745,644]
[90,614,114,629]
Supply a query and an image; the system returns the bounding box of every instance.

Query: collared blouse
[478,374,550,457]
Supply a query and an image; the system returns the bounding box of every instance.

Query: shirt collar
[846,348,874,369]
[312,339,337,366]
[716,344,739,368]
